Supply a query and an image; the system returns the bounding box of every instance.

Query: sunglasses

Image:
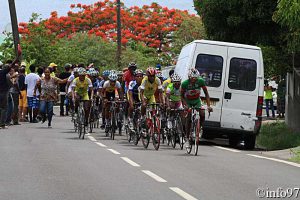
[148,75,155,78]
[135,75,143,78]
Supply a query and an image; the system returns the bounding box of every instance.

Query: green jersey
[166,83,181,102]
[181,78,206,100]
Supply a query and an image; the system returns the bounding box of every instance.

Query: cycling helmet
[134,69,144,76]
[171,73,181,82]
[188,68,200,78]
[102,70,110,77]
[128,62,137,69]
[110,70,117,75]
[89,69,99,77]
[146,67,156,76]
[108,73,118,81]
[156,71,163,78]
[73,67,79,73]
[78,67,86,75]
[117,71,123,76]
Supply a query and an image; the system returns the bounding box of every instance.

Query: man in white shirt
[25,64,40,123]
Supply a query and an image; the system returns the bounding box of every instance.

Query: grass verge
[257,121,300,151]
[290,149,300,163]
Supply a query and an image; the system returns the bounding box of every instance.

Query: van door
[221,47,260,131]
[193,43,228,126]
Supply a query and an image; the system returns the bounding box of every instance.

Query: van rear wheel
[244,135,256,150]
[229,136,239,148]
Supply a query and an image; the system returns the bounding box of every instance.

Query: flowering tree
[18,1,190,52]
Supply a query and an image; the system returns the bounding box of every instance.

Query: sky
[0,0,196,33]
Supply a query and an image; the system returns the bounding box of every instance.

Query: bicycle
[167,108,185,149]
[116,100,126,136]
[184,106,210,155]
[141,103,161,150]
[105,99,124,140]
[125,102,142,145]
[76,100,86,139]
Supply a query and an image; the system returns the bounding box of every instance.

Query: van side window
[228,58,257,91]
[195,54,223,87]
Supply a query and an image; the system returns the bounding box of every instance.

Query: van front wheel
[244,135,256,150]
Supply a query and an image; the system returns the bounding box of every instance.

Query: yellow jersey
[140,76,162,99]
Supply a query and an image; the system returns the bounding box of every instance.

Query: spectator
[37,67,44,77]
[25,64,40,123]
[18,67,28,122]
[264,81,275,118]
[277,78,286,118]
[49,63,57,77]
[58,64,71,116]
[34,67,67,128]
[7,67,21,125]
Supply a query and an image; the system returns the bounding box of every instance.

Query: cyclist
[71,67,94,126]
[99,70,110,128]
[127,69,144,126]
[140,67,164,119]
[162,69,175,94]
[181,68,213,144]
[123,62,137,92]
[166,73,182,110]
[102,73,123,131]
[154,71,165,103]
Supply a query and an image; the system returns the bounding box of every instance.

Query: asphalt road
[0,109,299,200]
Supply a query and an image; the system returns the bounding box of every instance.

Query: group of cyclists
[69,62,213,153]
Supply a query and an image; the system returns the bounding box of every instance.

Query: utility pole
[116,0,122,69]
[8,0,21,59]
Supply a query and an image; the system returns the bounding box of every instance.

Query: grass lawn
[257,121,300,150]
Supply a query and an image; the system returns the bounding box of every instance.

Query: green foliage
[194,0,282,46]
[273,0,300,53]
[172,14,206,55]
[257,122,300,150]
[260,45,292,78]
[0,32,15,62]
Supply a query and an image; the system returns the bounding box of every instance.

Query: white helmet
[108,73,118,81]
[78,67,86,75]
[188,68,200,78]
[171,73,181,82]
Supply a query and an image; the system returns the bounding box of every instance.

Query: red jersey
[123,70,135,88]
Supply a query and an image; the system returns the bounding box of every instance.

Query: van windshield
[195,54,223,87]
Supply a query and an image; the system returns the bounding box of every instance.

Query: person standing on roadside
[0,46,21,129]
[277,78,286,118]
[7,67,21,125]
[25,64,41,123]
[264,81,275,118]
[59,64,71,116]
[18,67,28,122]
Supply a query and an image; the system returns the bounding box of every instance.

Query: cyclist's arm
[180,88,188,108]
[157,79,164,105]
[202,86,213,112]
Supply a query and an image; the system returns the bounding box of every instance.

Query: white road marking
[142,170,167,183]
[120,157,140,167]
[95,142,107,147]
[87,136,97,142]
[107,149,121,155]
[214,146,241,153]
[247,154,300,168]
[170,187,198,200]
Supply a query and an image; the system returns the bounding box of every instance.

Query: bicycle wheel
[177,117,184,150]
[171,129,177,149]
[78,114,82,139]
[141,120,150,149]
[110,111,116,140]
[152,116,161,150]
[81,108,86,140]
[185,120,193,154]
[194,119,200,156]
[126,125,131,142]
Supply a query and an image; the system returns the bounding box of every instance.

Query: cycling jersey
[71,77,93,100]
[162,78,171,93]
[128,80,140,102]
[166,83,181,102]
[181,78,206,107]
[123,70,135,88]
[103,80,121,100]
[140,76,162,99]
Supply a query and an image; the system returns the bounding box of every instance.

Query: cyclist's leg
[84,100,91,126]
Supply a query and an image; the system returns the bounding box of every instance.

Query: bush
[257,121,300,150]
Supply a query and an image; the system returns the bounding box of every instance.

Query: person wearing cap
[49,63,58,77]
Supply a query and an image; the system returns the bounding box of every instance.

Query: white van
[175,40,264,149]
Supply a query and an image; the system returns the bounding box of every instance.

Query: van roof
[186,40,261,50]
